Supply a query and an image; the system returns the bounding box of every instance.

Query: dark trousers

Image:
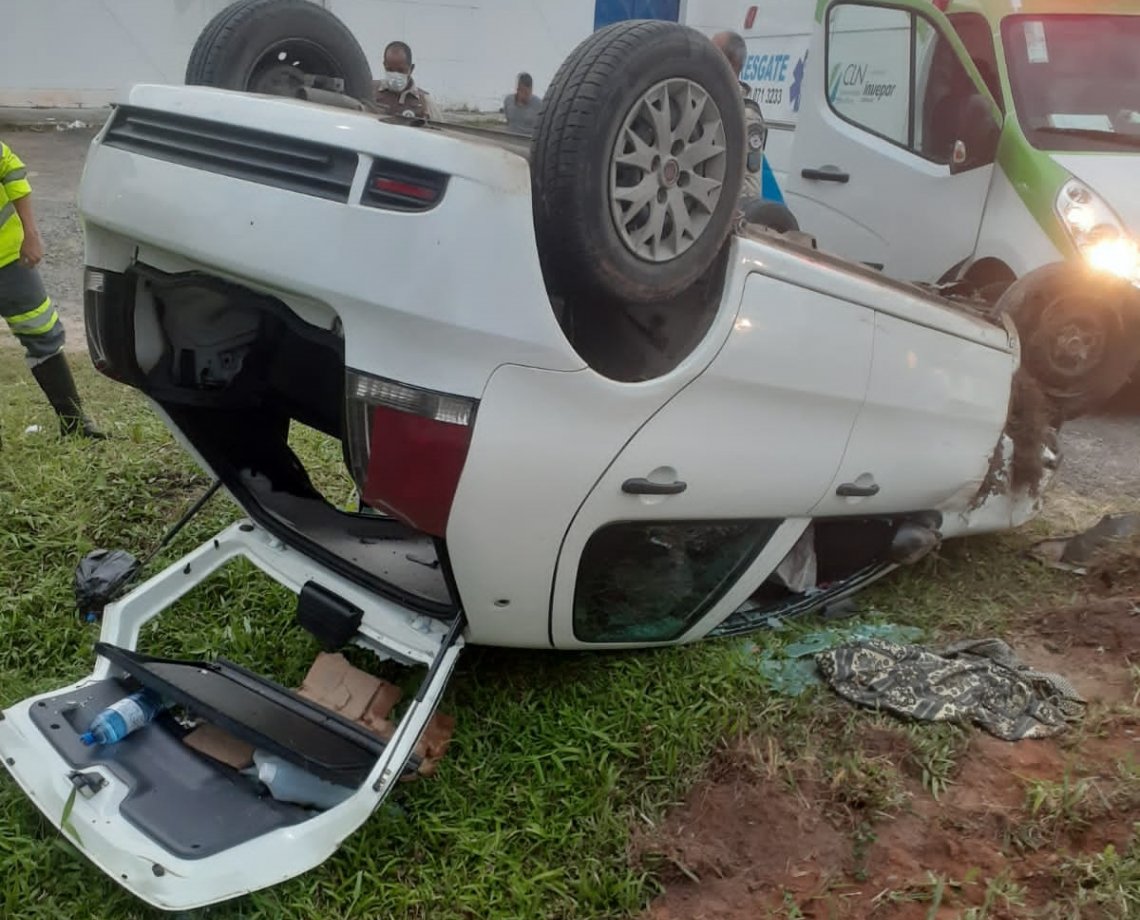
[0,259,66,364]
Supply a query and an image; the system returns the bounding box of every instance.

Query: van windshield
[1002,14,1140,153]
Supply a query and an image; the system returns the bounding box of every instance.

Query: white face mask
[384,71,409,93]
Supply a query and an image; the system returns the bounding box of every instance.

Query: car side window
[573,521,778,643]
[826,5,914,146]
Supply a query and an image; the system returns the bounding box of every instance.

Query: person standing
[711,31,767,201]
[373,41,442,120]
[0,139,103,442]
[503,72,542,136]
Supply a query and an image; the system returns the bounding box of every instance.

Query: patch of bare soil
[638,551,1140,919]
[1023,536,1140,705]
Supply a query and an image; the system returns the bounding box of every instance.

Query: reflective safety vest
[1,142,32,270]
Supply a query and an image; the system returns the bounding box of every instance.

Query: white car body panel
[548,265,875,648]
[0,73,1049,908]
[814,310,1014,516]
[0,521,461,911]
[80,85,583,398]
[448,244,756,648]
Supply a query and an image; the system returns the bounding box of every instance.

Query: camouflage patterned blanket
[816,638,1085,741]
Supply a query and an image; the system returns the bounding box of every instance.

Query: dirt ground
[637,549,1140,920]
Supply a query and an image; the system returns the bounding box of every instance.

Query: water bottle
[251,752,353,810]
[79,689,165,746]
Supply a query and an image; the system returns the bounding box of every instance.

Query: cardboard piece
[298,652,387,722]
[414,713,457,777]
[183,723,256,770]
[182,652,454,780]
[298,653,455,777]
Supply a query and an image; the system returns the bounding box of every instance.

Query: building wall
[2,0,599,111]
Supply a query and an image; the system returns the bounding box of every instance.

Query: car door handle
[837,481,880,498]
[622,478,688,496]
[801,166,850,183]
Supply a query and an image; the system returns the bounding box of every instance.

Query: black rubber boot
[30,353,106,439]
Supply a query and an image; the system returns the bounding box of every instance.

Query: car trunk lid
[0,519,463,911]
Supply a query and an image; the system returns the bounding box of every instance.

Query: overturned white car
[3,0,1137,910]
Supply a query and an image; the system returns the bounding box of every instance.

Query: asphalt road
[5,122,1138,501]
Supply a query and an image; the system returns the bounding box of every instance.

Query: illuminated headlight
[1057,179,1139,282]
[1085,236,1140,280]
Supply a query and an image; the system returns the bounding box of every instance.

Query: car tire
[743,199,800,233]
[185,0,373,101]
[532,21,744,304]
[998,263,1140,418]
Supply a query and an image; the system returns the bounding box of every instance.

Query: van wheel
[532,21,744,304]
[998,263,1140,418]
[185,0,373,100]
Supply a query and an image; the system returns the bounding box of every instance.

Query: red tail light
[345,371,477,537]
[361,158,448,212]
[744,6,758,29]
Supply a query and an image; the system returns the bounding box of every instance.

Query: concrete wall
[2,0,595,112]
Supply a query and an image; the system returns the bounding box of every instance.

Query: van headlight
[1057,179,1139,282]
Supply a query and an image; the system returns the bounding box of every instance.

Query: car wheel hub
[247,40,342,96]
[609,78,728,263]
[1041,309,1107,380]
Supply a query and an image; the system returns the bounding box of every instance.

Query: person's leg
[0,260,104,438]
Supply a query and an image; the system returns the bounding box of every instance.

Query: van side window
[827,3,998,167]
[948,12,1003,110]
[915,31,993,164]
[826,5,914,147]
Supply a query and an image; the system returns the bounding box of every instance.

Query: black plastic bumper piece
[296,581,363,651]
[95,643,419,786]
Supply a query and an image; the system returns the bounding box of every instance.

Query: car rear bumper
[80,85,582,399]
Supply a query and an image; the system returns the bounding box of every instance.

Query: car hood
[1052,153,1140,233]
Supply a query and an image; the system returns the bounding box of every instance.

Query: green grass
[1058,827,1140,919]
[0,346,1121,919]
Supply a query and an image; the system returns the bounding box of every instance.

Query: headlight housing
[1056,178,1139,283]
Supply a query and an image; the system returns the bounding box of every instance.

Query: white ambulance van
[685,0,1140,391]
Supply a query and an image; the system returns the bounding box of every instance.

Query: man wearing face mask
[373,41,442,120]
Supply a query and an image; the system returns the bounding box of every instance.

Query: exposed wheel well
[962,257,1017,290]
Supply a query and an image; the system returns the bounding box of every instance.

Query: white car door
[811,293,1015,519]
[549,244,876,650]
[782,0,1003,282]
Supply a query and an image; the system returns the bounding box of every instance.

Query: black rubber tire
[743,199,800,233]
[185,0,373,100]
[532,21,744,304]
[997,263,1140,418]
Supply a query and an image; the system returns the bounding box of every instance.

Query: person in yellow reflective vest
[1,140,103,441]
